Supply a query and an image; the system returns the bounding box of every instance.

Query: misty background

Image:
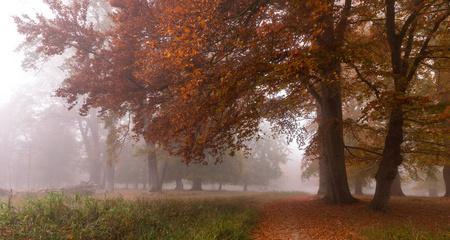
[0,1,442,196]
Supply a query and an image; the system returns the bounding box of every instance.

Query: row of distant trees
[0,79,287,191]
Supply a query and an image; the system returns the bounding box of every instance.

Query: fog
[0,1,445,198]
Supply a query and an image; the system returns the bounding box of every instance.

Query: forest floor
[252,195,450,240]
[1,191,449,239]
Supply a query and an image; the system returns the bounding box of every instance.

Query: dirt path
[252,195,316,240]
[252,195,450,240]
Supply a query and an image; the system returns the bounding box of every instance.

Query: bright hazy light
[0,1,46,104]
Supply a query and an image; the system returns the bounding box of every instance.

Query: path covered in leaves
[252,195,450,240]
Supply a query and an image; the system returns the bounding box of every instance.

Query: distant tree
[114,142,148,190]
[239,136,289,191]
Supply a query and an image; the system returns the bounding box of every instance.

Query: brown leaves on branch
[15,0,450,166]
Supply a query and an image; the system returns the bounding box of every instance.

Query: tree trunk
[218,182,223,191]
[191,178,202,191]
[147,148,160,192]
[444,165,450,197]
[175,176,184,191]
[317,82,355,204]
[354,176,363,195]
[78,112,102,186]
[243,183,248,192]
[312,1,354,204]
[317,167,327,196]
[390,172,405,197]
[317,103,327,197]
[155,161,168,192]
[370,107,404,211]
[105,163,115,192]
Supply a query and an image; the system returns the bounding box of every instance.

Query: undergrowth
[0,192,258,240]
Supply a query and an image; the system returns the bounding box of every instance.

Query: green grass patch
[0,192,259,240]
[362,225,450,240]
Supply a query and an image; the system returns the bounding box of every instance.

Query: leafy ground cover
[362,225,449,240]
[252,195,450,240]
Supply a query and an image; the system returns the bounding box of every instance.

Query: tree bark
[317,82,355,204]
[218,182,223,191]
[444,165,450,197]
[371,106,404,211]
[191,178,202,191]
[437,63,450,197]
[243,183,248,192]
[317,104,327,197]
[312,0,355,204]
[390,172,405,197]
[147,148,160,192]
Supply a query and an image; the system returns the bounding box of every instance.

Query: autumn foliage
[15,0,450,210]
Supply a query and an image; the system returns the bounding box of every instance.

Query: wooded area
[0,0,448,239]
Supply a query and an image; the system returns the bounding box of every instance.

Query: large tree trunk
[147,148,160,192]
[312,0,354,204]
[191,178,202,191]
[444,165,450,197]
[390,172,405,197]
[371,106,404,211]
[317,162,327,196]
[317,103,327,197]
[317,81,355,204]
[438,66,450,197]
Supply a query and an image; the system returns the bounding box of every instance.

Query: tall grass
[0,193,258,240]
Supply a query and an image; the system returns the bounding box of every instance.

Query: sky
[0,1,47,104]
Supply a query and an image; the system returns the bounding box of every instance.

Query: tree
[138,0,356,203]
[239,135,289,191]
[15,0,358,203]
[367,0,449,211]
[435,30,450,197]
[77,110,103,185]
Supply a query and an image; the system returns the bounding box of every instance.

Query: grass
[0,192,259,240]
[362,225,450,240]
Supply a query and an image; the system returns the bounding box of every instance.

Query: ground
[252,195,450,240]
[1,191,449,239]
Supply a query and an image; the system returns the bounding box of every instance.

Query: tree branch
[407,10,450,82]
